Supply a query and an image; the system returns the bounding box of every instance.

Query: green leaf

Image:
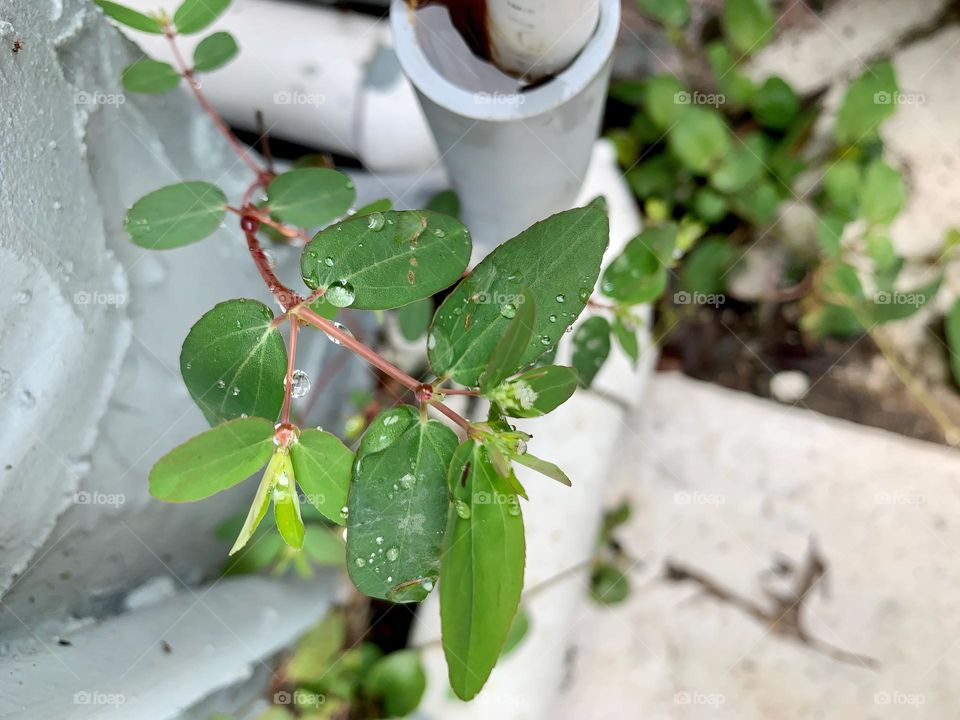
[149,417,275,502]
[267,168,355,228]
[364,650,427,717]
[492,365,578,418]
[730,179,780,225]
[230,448,284,555]
[722,0,775,54]
[613,316,640,365]
[396,298,433,341]
[501,608,530,657]
[868,275,941,323]
[347,407,458,602]
[441,442,525,701]
[355,198,393,215]
[590,564,631,604]
[815,213,846,257]
[289,429,353,525]
[599,501,632,544]
[945,300,960,388]
[174,0,231,34]
[600,225,677,304]
[822,159,862,216]
[429,206,609,386]
[692,187,729,223]
[192,31,238,72]
[643,74,687,130]
[860,159,905,225]
[287,612,347,684]
[121,59,181,94]
[94,1,164,32]
[668,107,730,174]
[425,190,461,219]
[125,181,226,249]
[274,458,305,550]
[751,76,799,129]
[302,210,471,310]
[709,132,767,193]
[636,0,689,27]
[626,154,678,199]
[679,237,738,294]
[481,288,536,393]
[180,299,288,425]
[572,317,612,388]
[512,451,571,486]
[835,61,898,147]
[706,41,755,108]
[302,525,346,566]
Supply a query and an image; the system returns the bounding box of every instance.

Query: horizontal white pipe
[112,0,439,171]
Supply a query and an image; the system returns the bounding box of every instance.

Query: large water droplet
[433,228,445,238]
[455,499,471,519]
[323,256,334,267]
[399,473,415,490]
[289,370,311,398]
[555,294,566,303]
[539,335,551,346]
[421,578,435,592]
[367,212,385,231]
[340,505,350,518]
[500,303,516,319]
[355,557,366,568]
[386,547,399,561]
[326,281,356,308]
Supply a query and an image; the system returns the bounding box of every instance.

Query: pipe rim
[389,0,620,122]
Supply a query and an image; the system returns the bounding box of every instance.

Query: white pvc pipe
[116,0,439,172]
[391,0,619,252]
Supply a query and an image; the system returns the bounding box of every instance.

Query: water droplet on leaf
[500,304,516,319]
[326,280,356,308]
[455,500,471,519]
[289,369,311,398]
[367,212,385,231]
[386,547,399,561]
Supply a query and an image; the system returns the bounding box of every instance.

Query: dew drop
[555,294,566,303]
[324,256,334,267]
[263,249,277,269]
[386,547,399,561]
[455,500,471,519]
[548,314,558,323]
[433,228,445,238]
[340,505,349,518]
[216,379,226,389]
[325,280,356,308]
[500,303,516,319]
[289,369,311,398]
[355,557,366,568]
[515,439,527,455]
[579,287,591,303]
[421,578,435,591]
[399,473,415,490]
[231,387,240,396]
[539,335,551,346]
[367,212,385,231]
[376,536,384,545]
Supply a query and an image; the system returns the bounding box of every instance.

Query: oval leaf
[149,417,275,502]
[125,181,226,250]
[396,298,433,341]
[363,650,427,718]
[121,59,181,94]
[302,210,471,310]
[267,168,355,228]
[347,407,459,602]
[600,225,676,304]
[174,0,231,34]
[94,1,164,33]
[429,206,609,386]
[573,316,612,388]
[290,429,353,525]
[193,31,238,73]
[441,441,525,701]
[180,299,288,425]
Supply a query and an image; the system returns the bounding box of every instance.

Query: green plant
[597,0,960,436]
[97,0,611,705]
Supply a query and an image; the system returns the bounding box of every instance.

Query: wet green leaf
[430,206,608,386]
[274,458,305,551]
[835,61,898,147]
[302,211,471,310]
[192,31,238,72]
[441,442,525,701]
[121,59,181,94]
[347,407,458,602]
[573,316,612,388]
[364,650,427,717]
[481,288,536,393]
[94,1,163,33]
[149,417,275,502]
[124,181,226,249]
[267,168,355,228]
[722,0,775,54]
[290,429,353,525]
[230,448,284,555]
[174,0,231,34]
[180,299,287,425]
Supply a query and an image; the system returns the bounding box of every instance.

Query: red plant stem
[429,399,472,432]
[243,226,301,310]
[438,387,480,397]
[281,319,299,424]
[227,205,311,243]
[165,32,265,179]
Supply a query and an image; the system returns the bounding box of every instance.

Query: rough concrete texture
[554,373,960,720]
[0,0,349,643]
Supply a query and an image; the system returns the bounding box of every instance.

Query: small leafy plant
[97,0,610,703]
